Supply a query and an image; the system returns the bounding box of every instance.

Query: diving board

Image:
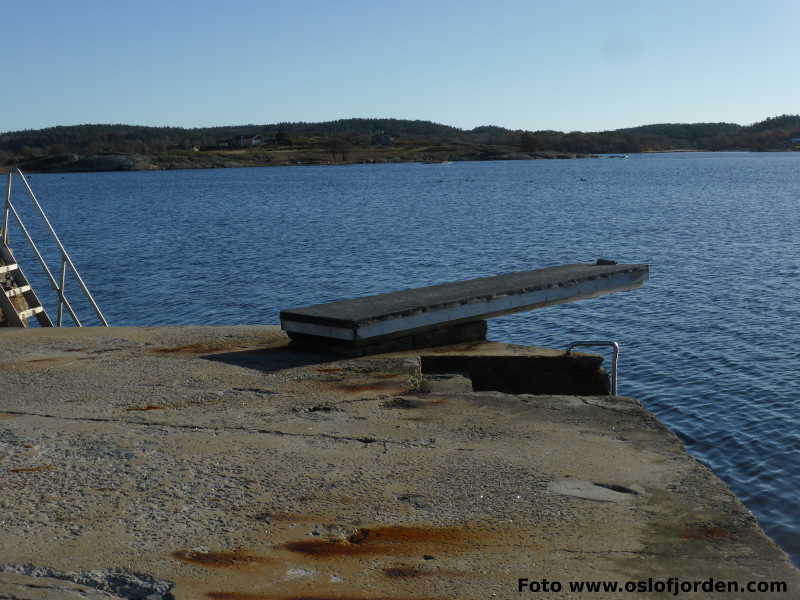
[280,261,648,352]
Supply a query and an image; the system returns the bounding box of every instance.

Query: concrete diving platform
[281,261,649,353]
[0,326,797,599]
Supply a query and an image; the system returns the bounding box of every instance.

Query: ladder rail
[3,200,82,325]
[1,169,108,327]
[15,169,108,326]
[2,171,10,245]
[565,340,620,395]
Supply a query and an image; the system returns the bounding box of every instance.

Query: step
[0,263,19,274]
[5,285,31,298]
[281,261,649,345]
[18,306,44,319]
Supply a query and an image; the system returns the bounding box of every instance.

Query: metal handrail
[2,170,10,246]
[1,169,109,326]
[565,340,619,395]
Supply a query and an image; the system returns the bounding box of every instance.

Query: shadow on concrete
[202,345,340,373]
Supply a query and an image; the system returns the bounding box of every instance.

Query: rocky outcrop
[0,565,174,599]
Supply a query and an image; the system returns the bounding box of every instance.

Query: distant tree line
[1,115,799,165]
[517,117,800,154]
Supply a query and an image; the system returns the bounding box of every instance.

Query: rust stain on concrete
[19,357,68,366]
[679,524,731,540]
[125,405,165,411]
[0,357,62,369]
[206,594,441,600]
[334,379,411,395]
[8,464,55,473]
[381,565,468,580]
[152,343,248,355]
[280,526,478,558]
[382,398,444,409]
[171,549,272,569]
[382,566,427,578]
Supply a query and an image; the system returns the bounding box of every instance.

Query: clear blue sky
[2,0,798,134]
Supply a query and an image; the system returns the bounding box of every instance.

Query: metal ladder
[1,169,108,327]
[0,240,53,326]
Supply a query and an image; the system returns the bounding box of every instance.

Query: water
[6,153,800,564]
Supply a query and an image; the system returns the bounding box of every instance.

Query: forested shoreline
[1,115,798,172]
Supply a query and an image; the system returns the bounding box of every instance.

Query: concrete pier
[0,326,797,599]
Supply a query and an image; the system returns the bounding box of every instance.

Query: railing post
[2,170,11,245]
[15,169,109,326]
[565,341,620,395]
[57,253,67,327]
[4,199,82,325]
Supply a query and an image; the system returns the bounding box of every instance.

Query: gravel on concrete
[0,326,797,599]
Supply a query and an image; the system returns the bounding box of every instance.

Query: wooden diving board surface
[280,261,648,347]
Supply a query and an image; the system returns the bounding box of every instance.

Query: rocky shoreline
[12,148,595,174]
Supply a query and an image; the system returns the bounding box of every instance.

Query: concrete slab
[0,326,797,600]
[280,262,649,343]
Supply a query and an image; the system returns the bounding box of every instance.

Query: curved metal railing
[565,340,619,395]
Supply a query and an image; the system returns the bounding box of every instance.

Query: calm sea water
[7,153,800,564]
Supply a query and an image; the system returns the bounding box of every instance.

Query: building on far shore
[239,134,263,147]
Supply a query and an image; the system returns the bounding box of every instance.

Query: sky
[1,0,798,134]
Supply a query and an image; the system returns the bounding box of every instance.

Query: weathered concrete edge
[0,324,796,598]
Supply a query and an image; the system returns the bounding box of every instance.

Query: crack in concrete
[331,396,389,406]
[3,582,94,593]
[580,398,638,414]
[557,548,662,556]
[557,549,788,564]
[0,410,436,448]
